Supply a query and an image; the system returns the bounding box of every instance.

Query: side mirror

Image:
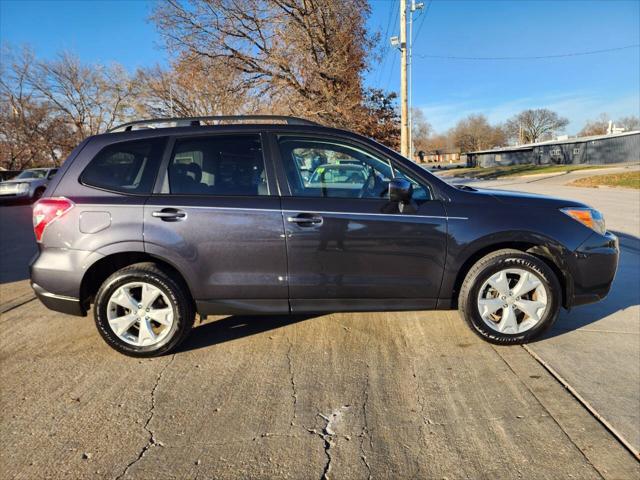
[388,178,413,203]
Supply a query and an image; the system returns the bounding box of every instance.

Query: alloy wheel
[476,268,548,335]
[106,282,174,347]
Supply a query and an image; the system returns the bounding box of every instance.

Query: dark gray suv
[30,116,619,357]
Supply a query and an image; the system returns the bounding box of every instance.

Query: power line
[382,0,400,90]
[375,0,399,86]
[413,0,431,40]
[414,44,640,61]
[385,49,398,90]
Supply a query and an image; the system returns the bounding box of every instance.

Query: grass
[436,164,606,180]
[570,171,640,189]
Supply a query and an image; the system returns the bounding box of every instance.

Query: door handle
[286,213,323,226]
[152,208,187,221]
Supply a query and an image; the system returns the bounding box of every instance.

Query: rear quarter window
[80,138,166,194]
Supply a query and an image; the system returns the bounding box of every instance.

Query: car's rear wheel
[94,263,194,357]
[459,249,560,344]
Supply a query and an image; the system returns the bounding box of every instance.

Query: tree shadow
[176,314,319,354]
[536,229,640,340]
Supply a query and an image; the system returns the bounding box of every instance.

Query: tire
[458,249,561,345]
[32,188,45,202]
[94,262,194,357]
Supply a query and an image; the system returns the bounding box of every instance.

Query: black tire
[459,249,561,345]
[32,188,45,202]
[94,262,194,357]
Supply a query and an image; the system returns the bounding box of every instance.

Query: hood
[461,186,590,209]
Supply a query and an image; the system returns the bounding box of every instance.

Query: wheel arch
[80,251,195,312]
[446,234,572,310]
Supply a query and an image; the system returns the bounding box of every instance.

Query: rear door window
[167,134,269,196]
[80,138,166,194]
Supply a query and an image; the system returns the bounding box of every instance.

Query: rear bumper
[567,231,619,308]
[31,282,85,316]
[29,248,93,316]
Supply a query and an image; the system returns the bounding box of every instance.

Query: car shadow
[536,229,640,340]
[176,314,319,353]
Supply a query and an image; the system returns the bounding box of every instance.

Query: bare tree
[0,48,71,169]
[26,52,138,144]
[450,114,506,153]
[578,113,610,137]
[505,108,569,143]
[0,46,140,169]
[579,113,640,137]
[135,54,255,118]
[616,115,640,132]
[411,108,431,155]
[151,0,374,128]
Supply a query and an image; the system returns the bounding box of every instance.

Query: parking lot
[1,169,639,479]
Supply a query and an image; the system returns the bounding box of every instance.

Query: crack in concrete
[306,407,351,480]
[114,354,176,480]
[359,367,372,480]
[411,362,432,431]
[285,336,298,426]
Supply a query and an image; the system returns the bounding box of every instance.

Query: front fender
[438,229,575,309]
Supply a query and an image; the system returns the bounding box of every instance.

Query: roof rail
[108,115,320,133]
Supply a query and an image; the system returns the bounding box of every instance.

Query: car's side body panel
[437,187,615,309]
[280,196,448,302]
[143,195,289,303]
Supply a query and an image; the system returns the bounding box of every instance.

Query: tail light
[33,197,74,243]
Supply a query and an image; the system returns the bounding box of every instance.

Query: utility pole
[399,0,409,157]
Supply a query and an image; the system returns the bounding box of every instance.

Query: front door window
[278,137,431,201]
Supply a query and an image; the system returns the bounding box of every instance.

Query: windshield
[309,165,368,185]
[14,169,48,179]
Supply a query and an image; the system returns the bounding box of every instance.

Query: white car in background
[0,168,58,203]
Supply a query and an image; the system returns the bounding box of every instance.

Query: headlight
[0,183,28,194]
[561,207,606,235]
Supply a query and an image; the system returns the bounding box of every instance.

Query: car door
[273,133,448,313]
[143,132,289,315]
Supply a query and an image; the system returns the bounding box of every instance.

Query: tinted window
[168,135,268,196]
[81,138,166,194]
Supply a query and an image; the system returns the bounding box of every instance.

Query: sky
[1,0,639,135]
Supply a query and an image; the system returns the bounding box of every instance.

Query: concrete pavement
[1,300,637,479]
[458,166,640,454]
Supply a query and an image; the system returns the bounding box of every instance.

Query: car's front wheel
[32,187,45,202]
[459,249,561,344]
[94,263,194,357]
